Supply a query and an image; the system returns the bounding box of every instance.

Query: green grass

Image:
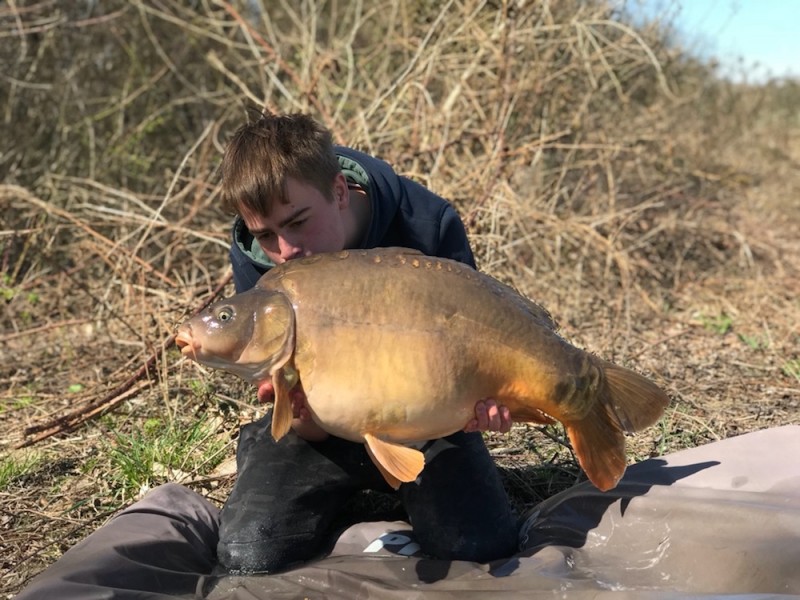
[0,451,44,490]
[737,333,769,350]
[648,404,721,458]
[699,312,734,336]
[782,359,800,382]
[106,415,227,502]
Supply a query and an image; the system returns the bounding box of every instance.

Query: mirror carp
[176,248,669,491]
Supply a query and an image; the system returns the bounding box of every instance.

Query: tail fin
[600,361,671,433]
[567,361,670,491]
[566,407,627,492]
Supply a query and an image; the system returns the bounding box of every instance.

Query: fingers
[256,381,275,404]
[463,418,479,433]
[496,403,512,434]
[257,380,310,422]
[290,388,312,421]
[464,399,513,433]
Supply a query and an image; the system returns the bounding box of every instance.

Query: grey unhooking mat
[203,426,800,599]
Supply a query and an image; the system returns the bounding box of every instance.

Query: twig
[214,0,334,131]
[0,318,95,342]
[10,184,177,287]
[14,270,233,449]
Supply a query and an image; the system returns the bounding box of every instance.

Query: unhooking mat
[200,425,800,599]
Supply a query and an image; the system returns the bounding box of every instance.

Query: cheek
[257,239,283,263]
[201,332,244,360]
[309,215,346,251]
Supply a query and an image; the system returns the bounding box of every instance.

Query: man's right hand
[257,380,329,442]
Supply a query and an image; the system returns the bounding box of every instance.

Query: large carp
[176,248,669,491]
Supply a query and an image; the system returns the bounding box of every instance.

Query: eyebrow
[248,207,310,235]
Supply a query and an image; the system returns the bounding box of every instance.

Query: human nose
[277,236,303,261]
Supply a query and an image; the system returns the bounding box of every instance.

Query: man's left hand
[463,398,512,433]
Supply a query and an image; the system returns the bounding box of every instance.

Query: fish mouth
[174,329,197,357]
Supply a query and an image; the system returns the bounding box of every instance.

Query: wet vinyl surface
[203,426,800,599]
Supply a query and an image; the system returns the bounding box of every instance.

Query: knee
[416,519,519,563]
[217,531,317,574]
[139,481,193,503]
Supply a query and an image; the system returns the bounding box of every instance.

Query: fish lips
[175,329,197,357]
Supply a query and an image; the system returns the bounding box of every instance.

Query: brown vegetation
[1,1,798,595]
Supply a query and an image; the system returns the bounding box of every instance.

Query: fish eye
[216,307,234,322]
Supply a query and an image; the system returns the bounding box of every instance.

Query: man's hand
[463,398,513,433]
[257,380,330,442]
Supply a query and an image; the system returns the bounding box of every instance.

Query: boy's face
[241,174,350,265]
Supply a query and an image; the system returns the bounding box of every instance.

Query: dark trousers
[16,482,218,599]
[217,411,519,572]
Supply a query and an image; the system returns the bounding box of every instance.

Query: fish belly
[294,323,579,444]
[296,329,480,443]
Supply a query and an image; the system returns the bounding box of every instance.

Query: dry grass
[1,0,799,596]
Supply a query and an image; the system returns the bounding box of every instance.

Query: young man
[216,111,518,572]
[15,112,518,599]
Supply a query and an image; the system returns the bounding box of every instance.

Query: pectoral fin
[270,365,299,441]
[364,433,425,489]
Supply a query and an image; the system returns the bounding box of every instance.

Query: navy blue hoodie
[229,146,476,292]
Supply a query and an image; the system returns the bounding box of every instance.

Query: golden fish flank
[176,247,670,492]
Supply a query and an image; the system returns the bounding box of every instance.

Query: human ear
[333,173,349,209]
